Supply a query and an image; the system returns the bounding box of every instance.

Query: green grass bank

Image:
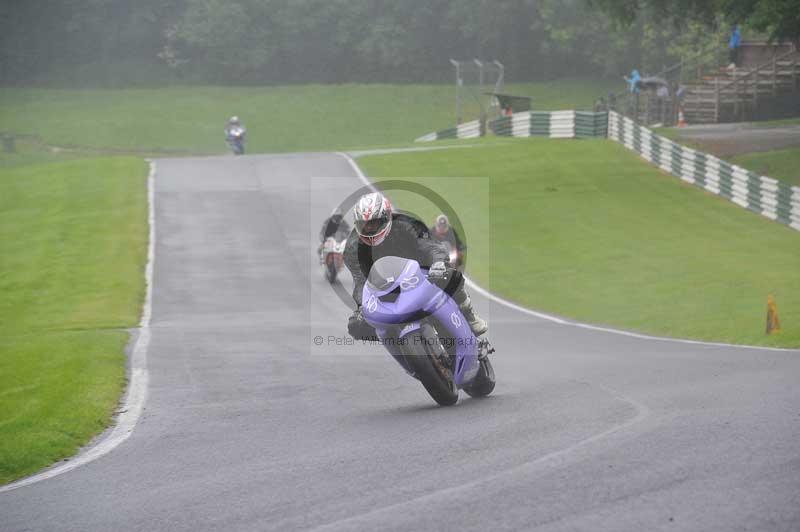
[0,157,148,484]
[0,81,616,155]
[359,139,800,348]
[730,148,800,187]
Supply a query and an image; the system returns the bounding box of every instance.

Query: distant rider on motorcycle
[225,116,246,137]
[320,209,351,242]
[318,209,351,259]
[344,192,488,340]
[225,116,246,149]
[430,214,465,256]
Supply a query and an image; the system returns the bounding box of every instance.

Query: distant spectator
[675,84,687,103]
[623,69,642,118]
[728,25,741,69]
[656,84,670,124]
[624,69,642,94]
[594,97,607,112]
[607,92,617,111]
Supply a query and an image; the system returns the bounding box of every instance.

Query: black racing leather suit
[344,213,449,307]
[320,214,351,242]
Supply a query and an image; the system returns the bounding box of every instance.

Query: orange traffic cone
[677,107,687,128]
[766,295,781,335]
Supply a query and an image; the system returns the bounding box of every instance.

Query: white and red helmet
[353,192,392,246]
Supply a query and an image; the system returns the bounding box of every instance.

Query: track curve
[1,152,799,532]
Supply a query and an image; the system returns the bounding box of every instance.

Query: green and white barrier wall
[414,110,798,231]
[415,119,482,142]
[608,111,800,232]
[415,111,608,142]
[490,111,608,138]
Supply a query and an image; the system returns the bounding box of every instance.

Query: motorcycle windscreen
[367,256,413,292]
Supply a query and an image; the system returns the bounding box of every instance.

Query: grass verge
[744,117,800,128]
[0,157,147,484]
[730,148,800,187]
[0,80,617,155]
[359,139,800,348]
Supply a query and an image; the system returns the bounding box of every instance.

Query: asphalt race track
[2,153,799,531]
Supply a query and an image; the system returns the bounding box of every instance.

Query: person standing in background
[623,69,641,118]
[656,84,670,125]
[728,25,742,69]
[624,69,641,94]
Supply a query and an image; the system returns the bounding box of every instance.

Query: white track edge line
[0,160,156,493]
[336,151,798,353]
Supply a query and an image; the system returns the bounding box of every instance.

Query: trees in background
[0,0,794,86]
[591,0,800,45]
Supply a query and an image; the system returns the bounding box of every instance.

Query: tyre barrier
[415,118,482,142]
[414,110,798,232]
[608,111,800,232]
[414,111,608,142]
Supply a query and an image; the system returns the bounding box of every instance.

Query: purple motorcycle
[362,256,495,406]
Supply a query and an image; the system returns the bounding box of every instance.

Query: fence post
[772,56,777,97]
[714,77,720,123]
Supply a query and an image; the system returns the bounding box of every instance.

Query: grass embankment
[360,139,800,348]
[0,80,617,155]
[730,148,800,187]
[0,140,91,170]
[744,117,800,128]
[0,157,147,484]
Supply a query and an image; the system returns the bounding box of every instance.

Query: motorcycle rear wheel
[402,329,458,406]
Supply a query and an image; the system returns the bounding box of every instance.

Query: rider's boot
[454,292,488,337]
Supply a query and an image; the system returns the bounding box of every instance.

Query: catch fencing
[608,111,800,231]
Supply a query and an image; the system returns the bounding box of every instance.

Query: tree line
[1,0,796,87]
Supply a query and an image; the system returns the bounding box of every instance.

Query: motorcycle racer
[343,192,488,340]
[225,116,246,154]
[429,214,465,268]
[319,209,351,243]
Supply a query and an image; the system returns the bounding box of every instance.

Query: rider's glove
[348,307,377,341]
[347,308,363,333]
[428,261,447,281]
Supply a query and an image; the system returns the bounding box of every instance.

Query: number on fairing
[400,276,419,290]
[367,295,378,313]
[450,312,463,328]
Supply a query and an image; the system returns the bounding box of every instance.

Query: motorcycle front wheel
[463,357,496,398]
[401,327,458,406]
